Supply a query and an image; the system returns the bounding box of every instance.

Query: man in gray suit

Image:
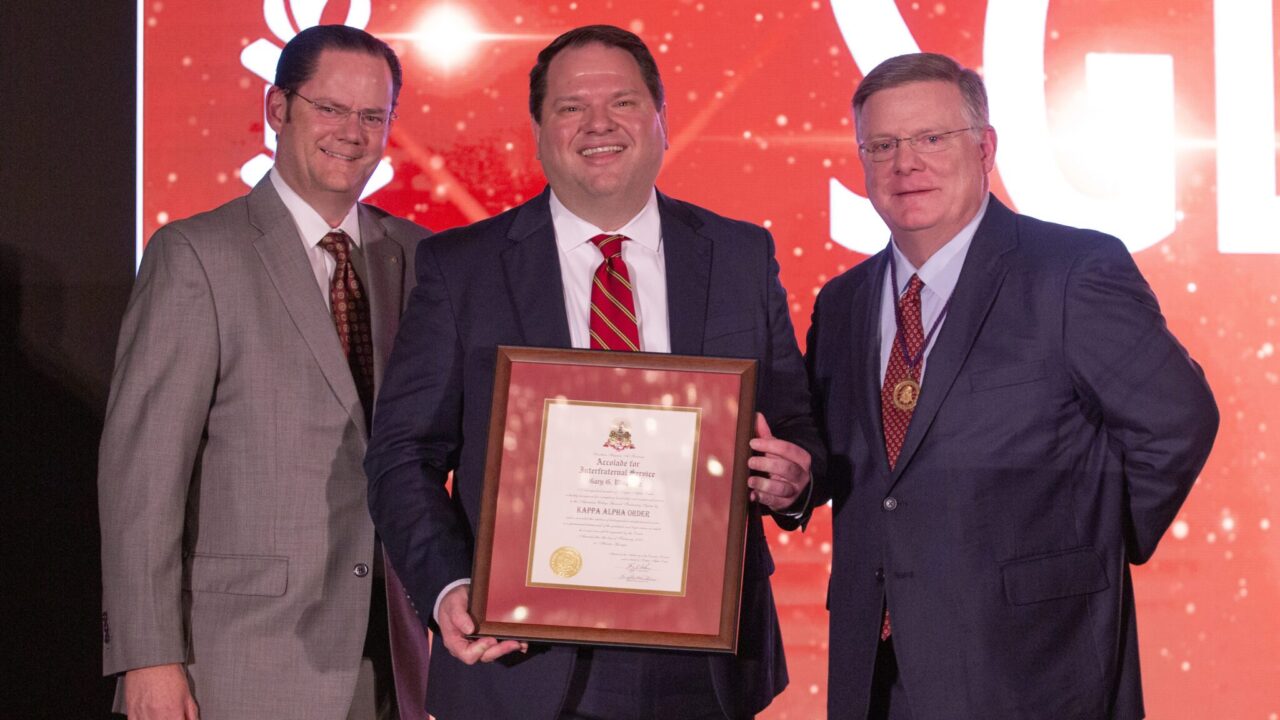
[98,25,428,720]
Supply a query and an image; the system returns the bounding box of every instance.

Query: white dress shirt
[878,195,989,384]
[550,188,671,352]
[269,168,362,306]
[434,188,674,623]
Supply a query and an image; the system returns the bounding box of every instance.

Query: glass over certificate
[527,400,700,595]
[470,347,757,652]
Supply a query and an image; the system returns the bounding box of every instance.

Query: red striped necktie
[588,233,641,352]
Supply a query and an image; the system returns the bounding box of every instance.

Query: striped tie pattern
[588,233,641,352]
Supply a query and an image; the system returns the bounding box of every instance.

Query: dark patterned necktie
[319,231,375,426]
[320,231,430,715]
[878,273,925,640]
[881,273,925,468]
[588,234,641,351]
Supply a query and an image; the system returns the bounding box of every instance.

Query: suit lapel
[248,179,368,438]
[888,196,1017,484]
[659,193,711,356]
[359,208,406,394]
[500,189,572,348]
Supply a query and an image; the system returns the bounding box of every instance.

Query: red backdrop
[140,1,1280,717]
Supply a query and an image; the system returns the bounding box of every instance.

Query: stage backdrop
[138,1,1278,717]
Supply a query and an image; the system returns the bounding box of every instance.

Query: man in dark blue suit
[806,53,1218,719]
[365,25,820,720]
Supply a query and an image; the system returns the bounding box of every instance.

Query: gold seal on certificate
[526,399,702,596]
[549,546,583,577]
[470,348,758,651]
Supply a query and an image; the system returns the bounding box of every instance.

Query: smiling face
[856,80,996,263]
[267,48,394,225]
[533,42,669,230]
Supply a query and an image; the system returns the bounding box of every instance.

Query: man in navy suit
[365,25,820,720]
[805,53,1218,719]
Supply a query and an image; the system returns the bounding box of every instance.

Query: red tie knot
[589,233,629,260]
[903,273,925,302]
[319,231,351,262]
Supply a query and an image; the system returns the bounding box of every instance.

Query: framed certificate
[469,346,757,652]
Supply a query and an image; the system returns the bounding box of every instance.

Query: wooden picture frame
[469,346,758,652]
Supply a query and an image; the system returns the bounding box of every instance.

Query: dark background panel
[4,0,136,715]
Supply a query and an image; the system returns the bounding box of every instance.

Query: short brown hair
[529,25,664,122]
[275,25,403,105]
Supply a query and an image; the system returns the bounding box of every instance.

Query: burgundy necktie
[319,231,375,426]
[878,273,925,641]
[881,273,925,469]
[319,231,430,717]
[588,234,641,351]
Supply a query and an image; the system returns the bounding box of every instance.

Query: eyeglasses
[858,127,979,162]
[289,90,396,131]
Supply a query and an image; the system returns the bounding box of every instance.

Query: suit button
[353,563,370,577]
[882,497,898,511]
[875,568,885,582]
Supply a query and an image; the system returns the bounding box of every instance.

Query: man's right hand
[124,663,199,720]
[437,584,527,664]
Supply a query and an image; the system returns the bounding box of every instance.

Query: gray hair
[852,52,988,132]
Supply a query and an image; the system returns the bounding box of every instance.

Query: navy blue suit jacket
[807,197,1217,720]
[366,188,821,720]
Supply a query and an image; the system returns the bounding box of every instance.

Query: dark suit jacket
[365,188,822,720]
[806,197,1217,720]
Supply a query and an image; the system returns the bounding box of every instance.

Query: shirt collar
[889,194,990,299]
[269,168,361,248]
[549,188,661,254]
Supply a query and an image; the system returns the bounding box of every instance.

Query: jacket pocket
[705,312,756,341]
[1001,546,1108,606]
[183,552,289,597]
[969,358,1048,393]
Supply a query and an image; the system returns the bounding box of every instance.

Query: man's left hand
[747,413,812,512]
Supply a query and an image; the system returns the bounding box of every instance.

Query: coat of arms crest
[603,421,636,452]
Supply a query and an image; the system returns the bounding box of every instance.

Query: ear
[266,86,289,134]
[531,117,543,161]
[658,104,670,150]
[979,125,997,174]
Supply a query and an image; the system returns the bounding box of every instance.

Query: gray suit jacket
[98,178,426,719]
